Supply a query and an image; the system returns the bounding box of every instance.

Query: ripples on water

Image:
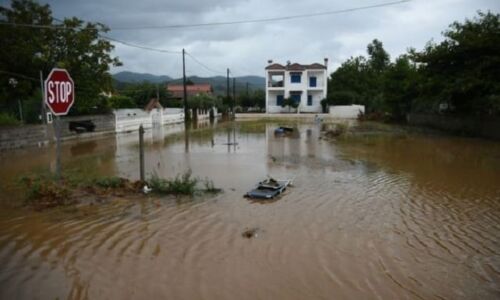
[0,121,499,299]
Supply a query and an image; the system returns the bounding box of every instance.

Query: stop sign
[44,68,75,116]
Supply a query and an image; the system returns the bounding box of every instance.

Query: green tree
[188,92,219,110]
[0,0,121,119]
[411,11,500,115]
[367,39,390,73]
[383,55,419,120]
[119,82,170,108]
[108,95,135,109]
[280,97,299,112]
[327,56,370,107]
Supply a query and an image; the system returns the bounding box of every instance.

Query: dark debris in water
[242,227,260,239]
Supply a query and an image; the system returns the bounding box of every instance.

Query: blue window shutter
[309,77,317,87]
[277,95,284,106]
[291,73,301,83]
[307,95,313,106]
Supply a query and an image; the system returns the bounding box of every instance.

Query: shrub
[148,171,198,195]
[0,112,20,126]
[108,95,136,109]
[94,176,127,188]
[20,175,73,210]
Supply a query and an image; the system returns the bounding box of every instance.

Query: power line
[185,52,225,75]
[107,0,412,30]
[0,1,410,31]
[100,35,182,54]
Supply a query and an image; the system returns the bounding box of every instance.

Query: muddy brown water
[0,120,499,299]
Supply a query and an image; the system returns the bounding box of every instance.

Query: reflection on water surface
[0,120,499,299]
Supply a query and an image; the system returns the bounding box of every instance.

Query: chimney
[267,59,273,64]
[324,57,329,67]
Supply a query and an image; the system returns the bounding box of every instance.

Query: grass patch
[148,171,198,195]
[93,176,127,188]
[20,175,74,210]
[148,171,222,196]
[17,169,221,211]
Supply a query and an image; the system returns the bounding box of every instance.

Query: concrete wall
[58,114,116,140]
[329,105,365,119]
[115,109,153,133]
[407,113,500,140]
[0,124,48,151]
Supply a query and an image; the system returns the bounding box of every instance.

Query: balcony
[268,81,284,88]
[268,72,285,89]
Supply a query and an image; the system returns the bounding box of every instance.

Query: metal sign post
[55,116,61,179]
[44,68,75,180]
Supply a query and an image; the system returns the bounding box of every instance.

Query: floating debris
[242,227,260,239]
[245,178,291,200]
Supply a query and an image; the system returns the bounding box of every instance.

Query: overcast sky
[33,0,500,77]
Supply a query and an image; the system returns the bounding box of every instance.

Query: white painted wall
[266,67,327,114]
[114,109,153,132]
[114,107,219,132]
[328,105,365,119]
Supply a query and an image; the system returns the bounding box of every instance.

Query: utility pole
[226,68,230,115]
[182,48,189,122]
[39,71,46,124]
[233,77,236,116]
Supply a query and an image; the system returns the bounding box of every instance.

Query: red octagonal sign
[44,68,75,116]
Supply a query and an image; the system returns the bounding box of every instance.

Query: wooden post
[139,124,145,181]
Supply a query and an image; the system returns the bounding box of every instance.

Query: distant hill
[112,71,173,83]
[112,72,265,95]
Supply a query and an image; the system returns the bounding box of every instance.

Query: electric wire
[0,1,410,31]
[185,52,225,75]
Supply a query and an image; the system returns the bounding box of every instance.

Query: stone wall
[407,113,500,140]
[0,124,48,151]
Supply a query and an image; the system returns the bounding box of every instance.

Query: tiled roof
[167,83,212,92]
[306,63,327,70]
[266,62,327,71]
[167,83,213,98]
[265,63,286,70]
[287,63,306,71]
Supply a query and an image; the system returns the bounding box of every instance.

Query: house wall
[266,67,327,114]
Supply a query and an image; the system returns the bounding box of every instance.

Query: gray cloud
[37,0,500,77]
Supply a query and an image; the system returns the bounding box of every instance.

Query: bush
[148,171,198,195]
[0,112,21,126]
[94,176,127,188]
[20,175,73,210]
[108,95,136,109]
[327,91,359,105]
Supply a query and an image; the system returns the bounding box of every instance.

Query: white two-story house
[265,59,328,113]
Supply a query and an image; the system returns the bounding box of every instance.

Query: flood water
[1,120,499,299]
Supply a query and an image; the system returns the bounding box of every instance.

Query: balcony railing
[268,81,284,88]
